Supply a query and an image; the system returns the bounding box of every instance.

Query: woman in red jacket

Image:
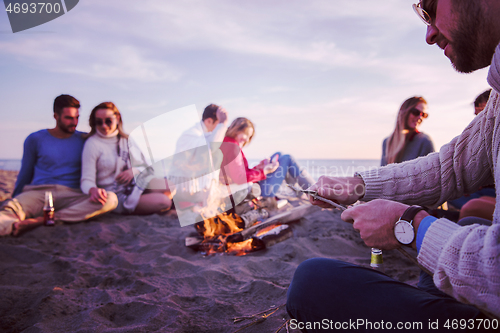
[219,117,313,206]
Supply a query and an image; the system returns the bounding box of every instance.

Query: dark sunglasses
[95,117,115,126]
[410,109,429,119]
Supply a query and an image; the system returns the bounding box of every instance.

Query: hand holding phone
[263,161,279,175]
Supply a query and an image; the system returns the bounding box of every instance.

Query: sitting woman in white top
[381,96,434,166]
[81,102,172,215]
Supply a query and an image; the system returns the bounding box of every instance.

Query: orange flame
[226,239,256,256]
[195,211,263,256]
[196,212,244,238]
[196,207,283,256]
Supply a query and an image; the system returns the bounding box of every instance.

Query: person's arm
[308,176,365,207]
[310,106,493,208]
[13,133,37,197]
[360,107,495,207]
[341,199,500,317]
[205,107,228,147]
[246,166,266,183]
[80,139,109,205]
[341,199,429,250]
[419,219,500,317]
[338,92,500,317]
[80,139,99,195]
[307,91,500,316]
[206,123,227,147]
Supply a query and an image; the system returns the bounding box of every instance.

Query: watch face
[394,221,414,245]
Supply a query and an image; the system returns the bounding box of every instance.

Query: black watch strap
[400,205,424,223]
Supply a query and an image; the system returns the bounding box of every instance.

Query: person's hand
[216,107,228,126]
[116,169,134,184]
[341,199,428,250]
[89,187,108,205]
[255,158,270,170]
[263,161,279,175]
[341,199,407,250]
[308,176,365,207]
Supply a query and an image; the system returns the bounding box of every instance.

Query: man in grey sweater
[287,0,500,328]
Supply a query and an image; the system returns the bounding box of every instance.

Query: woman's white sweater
[81,131,120,194]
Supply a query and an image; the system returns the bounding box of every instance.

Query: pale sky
[0,0,491,160]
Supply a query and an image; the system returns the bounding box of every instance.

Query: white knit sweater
[81,131,120,194]
[359,44,500,317]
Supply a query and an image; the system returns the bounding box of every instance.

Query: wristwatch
[394,206,424,245]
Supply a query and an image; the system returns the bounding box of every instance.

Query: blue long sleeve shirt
[13,130,86,197]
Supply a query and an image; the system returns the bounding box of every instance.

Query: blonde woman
[219,117,313,206]
[381,96,434,166]
[81,102,172,214]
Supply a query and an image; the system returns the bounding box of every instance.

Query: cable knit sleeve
[359,93,496,207]
[80,137,100,195]
[418,219,500,317]
[359,90,500,317]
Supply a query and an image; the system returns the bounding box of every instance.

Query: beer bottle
[370,248,383,271]
[43,191,55,226]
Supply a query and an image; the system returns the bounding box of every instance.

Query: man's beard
[450,1,496,73]
[59,122,76,134]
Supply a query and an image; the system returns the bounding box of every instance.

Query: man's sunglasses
[412,1,432,26]
[410,109,429,118]
[95,118,115,127]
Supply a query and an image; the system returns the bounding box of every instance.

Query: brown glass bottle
[43,191,55,226]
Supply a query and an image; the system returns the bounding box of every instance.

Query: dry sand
[0,172,420,333]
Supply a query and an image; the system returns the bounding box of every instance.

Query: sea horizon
[0,158,381,181]
[248,158,380,181]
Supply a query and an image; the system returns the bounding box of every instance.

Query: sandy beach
[0,171,421,333]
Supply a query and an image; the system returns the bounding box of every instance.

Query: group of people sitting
[0,95,314,236]
[1,90,494,235]
[2,0,498,326]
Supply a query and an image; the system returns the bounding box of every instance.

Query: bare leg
[145,178,175,198]
[133,193,172,215]
[11,217,44,237]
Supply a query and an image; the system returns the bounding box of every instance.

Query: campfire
[185,204,314,256]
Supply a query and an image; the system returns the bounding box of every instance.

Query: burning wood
[186,204,317,256]
[227,204,315,243]
[189,210,267,256]
[194,211,245,238]
[252,224,293,248]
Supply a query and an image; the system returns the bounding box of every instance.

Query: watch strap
[400,205,424,224]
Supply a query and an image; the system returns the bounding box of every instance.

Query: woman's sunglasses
[410,109,429,119]
[95,117,116,126]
